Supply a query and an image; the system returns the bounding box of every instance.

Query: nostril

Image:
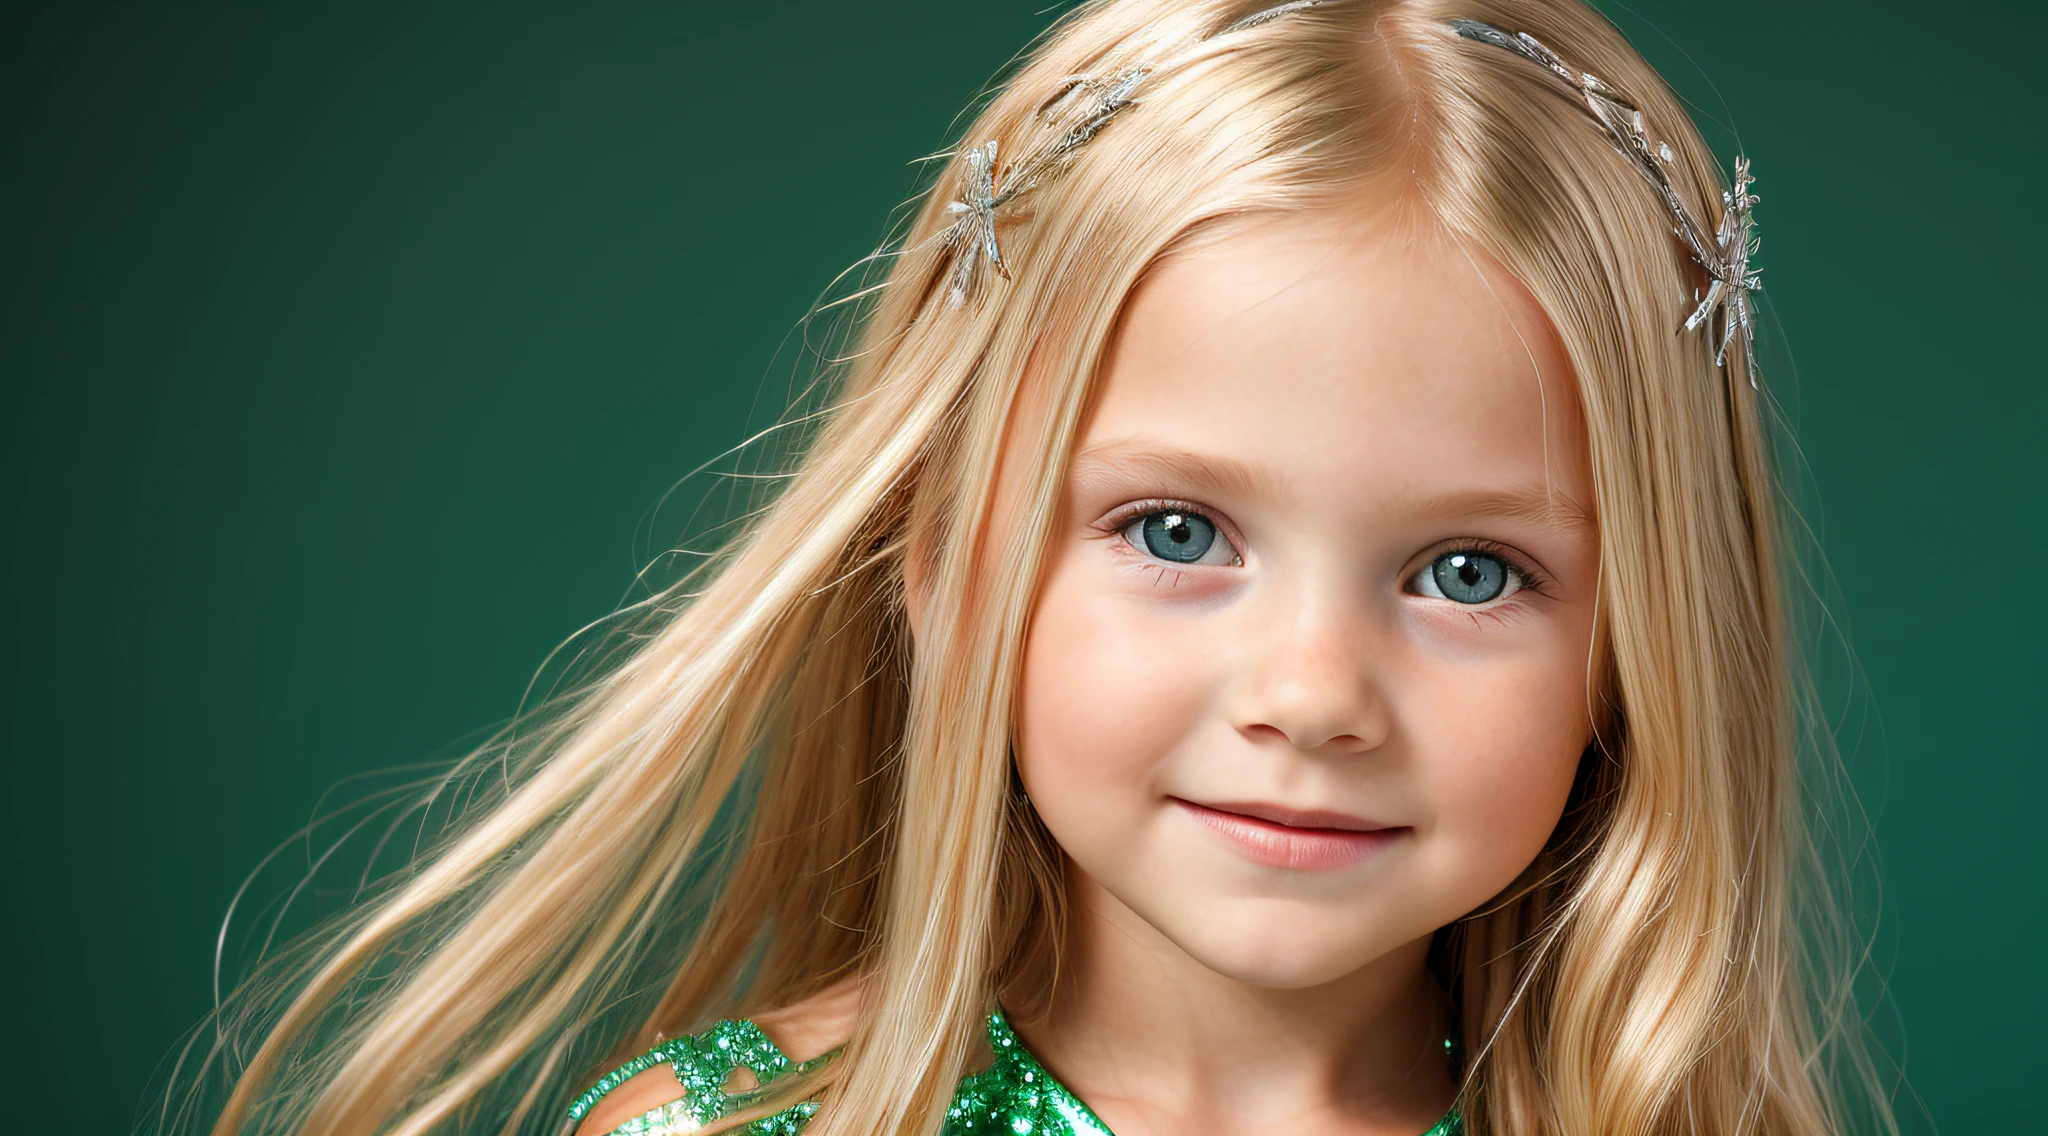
[1241,722,1373,753]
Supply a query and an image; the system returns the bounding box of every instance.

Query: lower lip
[1174,799,1406,871]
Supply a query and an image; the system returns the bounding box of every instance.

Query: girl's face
[1015,210,1602,989]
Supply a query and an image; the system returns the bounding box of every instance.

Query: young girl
[179,1,1894,1133]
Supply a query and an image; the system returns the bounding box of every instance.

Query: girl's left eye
[1120,510,1240,566]
[1410,550,1524,605]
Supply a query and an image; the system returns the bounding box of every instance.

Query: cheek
[1405,635,1595,896]
[1014,548,1212,835]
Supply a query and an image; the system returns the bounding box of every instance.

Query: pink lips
[1174,798,1406,870]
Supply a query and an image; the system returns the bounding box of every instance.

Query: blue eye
[1416,551,1515,604]
[1125,510,1236,566]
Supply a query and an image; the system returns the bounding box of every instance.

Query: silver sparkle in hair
[1219,0,1335,33]
[940,63,1149,305]
[1452,19,1762,383]
[936,1,1333,306]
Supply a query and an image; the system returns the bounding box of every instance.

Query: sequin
[564,1018,832,1135]
[572,1009,1461,1136]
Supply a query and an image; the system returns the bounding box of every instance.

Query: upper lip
[1179,798,1395,832]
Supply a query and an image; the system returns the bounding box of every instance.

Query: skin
[1006,207,1601,1135]
[578,205,1601,1136]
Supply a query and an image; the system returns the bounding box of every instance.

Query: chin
[1165,911,1400,990]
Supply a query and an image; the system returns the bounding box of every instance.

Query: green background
[4,1,2038,1131]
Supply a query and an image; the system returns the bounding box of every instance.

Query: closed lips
[1173,798,1408,871]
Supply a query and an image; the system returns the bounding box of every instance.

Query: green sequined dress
[566,1008,1462,1136]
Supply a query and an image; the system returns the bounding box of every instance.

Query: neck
[1010,868,1455,1136]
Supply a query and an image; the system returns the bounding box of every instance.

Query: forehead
[1084,210,1590,513]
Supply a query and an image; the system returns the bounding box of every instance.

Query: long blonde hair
[173,2,1895,1133]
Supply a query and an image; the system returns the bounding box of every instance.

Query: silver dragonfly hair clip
[939,63,1150,306]
[1453,20,1762,383]
[934,1,1337,307]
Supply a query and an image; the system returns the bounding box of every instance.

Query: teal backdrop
[4,2,2039,1132]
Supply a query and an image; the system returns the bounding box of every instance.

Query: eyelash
[1093,501,1552,605]
[1407,537,1552,600]
[1098,498,1237,541]
[1096,498,1242,580]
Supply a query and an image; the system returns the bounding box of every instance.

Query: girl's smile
[1172,797,1410,872]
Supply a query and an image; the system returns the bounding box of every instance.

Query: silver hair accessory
[1219,0,1335,33]
[940,64,1149,305]
[936,1,1332,307]
[1452,19,1762,384]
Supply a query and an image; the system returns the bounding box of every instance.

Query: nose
[1224,607,1391,756]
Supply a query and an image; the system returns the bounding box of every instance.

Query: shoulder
[568,976,866,1136]
[747,974,865,1063]
[570,1062,684,1136]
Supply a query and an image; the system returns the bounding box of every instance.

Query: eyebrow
[1069,441,1268,498]
[1412,484,1597,531]
[1070,440,1595,531]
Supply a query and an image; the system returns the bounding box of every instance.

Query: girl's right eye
[1120,510,1240,566]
